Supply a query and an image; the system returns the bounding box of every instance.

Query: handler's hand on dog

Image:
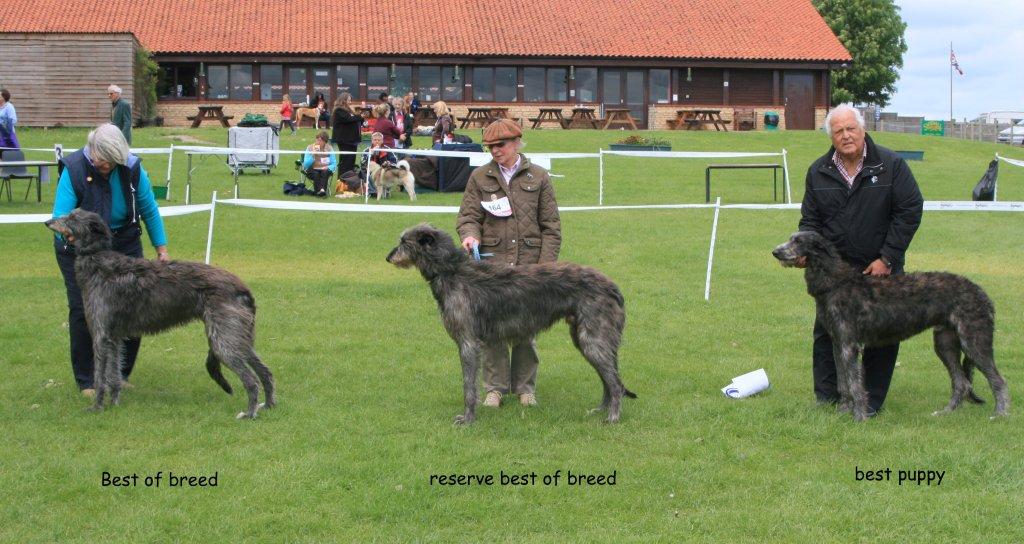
[863,259,891,276]
[461,236,479,252]
[156,246,170,262]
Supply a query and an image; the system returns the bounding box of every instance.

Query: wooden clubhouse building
[0,0,851,130]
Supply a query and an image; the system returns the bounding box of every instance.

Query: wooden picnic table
[566,107,600,129]
[187,105,234,128]
[530,108,567,129]
[459,107,496,128]
[413,105,437,126]
[670,109,730,131]
[602,108,638,130]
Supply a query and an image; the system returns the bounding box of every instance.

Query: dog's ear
[417,232,435,247]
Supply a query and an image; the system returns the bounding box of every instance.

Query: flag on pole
[950,50,964,76]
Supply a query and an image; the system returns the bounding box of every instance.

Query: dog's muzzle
[772,243,799,266]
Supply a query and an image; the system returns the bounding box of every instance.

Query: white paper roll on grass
[721,368,770,398]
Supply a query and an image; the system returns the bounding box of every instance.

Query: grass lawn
[2,126,1023,542]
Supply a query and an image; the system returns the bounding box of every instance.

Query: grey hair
[107,84,122,94]
[87,124,130,166]
[824,104,865,136]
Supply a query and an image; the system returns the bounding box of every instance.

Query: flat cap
[482,119,522,145]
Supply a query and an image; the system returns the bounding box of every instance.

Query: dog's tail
[206,351,233,394]
[962,357,985,404]
[396,159,410,171]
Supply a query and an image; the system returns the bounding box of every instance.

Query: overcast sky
[887,0,1024,120]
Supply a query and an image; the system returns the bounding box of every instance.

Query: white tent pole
[704,196,722,301]
[598,149,605,206]
[204,191,218,265]
[782,148,792,204]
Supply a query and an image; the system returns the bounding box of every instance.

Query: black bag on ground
[283,181,312,196]
[972,159,998,201]
[436,143,483,192]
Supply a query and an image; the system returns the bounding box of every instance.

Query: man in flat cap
[456,119,562,409]
[108,84,132,144]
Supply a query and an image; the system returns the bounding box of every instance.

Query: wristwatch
[879,255,893,268]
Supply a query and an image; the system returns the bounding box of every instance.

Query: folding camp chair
[0,149,42,202]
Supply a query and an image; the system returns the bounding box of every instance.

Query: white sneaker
[519,393,537,406]
[482,391,502,408]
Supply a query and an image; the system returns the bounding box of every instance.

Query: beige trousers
[482,338,539,395]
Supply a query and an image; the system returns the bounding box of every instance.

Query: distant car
[997,119,1024,145]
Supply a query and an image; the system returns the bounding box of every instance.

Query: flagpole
[949,42,953,122]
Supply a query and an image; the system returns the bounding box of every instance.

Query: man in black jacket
[798,104,924,415]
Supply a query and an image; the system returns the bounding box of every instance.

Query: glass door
[601,70,646,127]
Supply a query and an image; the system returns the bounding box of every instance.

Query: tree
[812,0,908,107]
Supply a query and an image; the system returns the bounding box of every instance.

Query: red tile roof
[0,0,851,62]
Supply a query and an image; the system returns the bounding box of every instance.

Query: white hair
[87,124,130,166]
[824,104,865,136]
[107,84,123,94]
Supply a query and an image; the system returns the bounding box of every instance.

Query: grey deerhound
[46,209,275,419]
[386,224,636,424]
[773,230,1009,421]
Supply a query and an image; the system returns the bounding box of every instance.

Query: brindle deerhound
[773,230,1009,421]
[46,209,275,419]
[386,224,636,424]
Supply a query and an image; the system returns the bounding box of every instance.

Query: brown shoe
[519,393,537,406]
[482,390,502,408]
[81,388,96,399]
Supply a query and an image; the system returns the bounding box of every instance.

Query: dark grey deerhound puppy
[386,224,636,425]
[46,209,275,419]
[773,230,1009,421]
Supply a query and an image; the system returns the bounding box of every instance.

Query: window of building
[207,65,229,99]
[391,65,412,97]
[523,67,544,102]
[495,67,517,101]
[649,69,671,104]
[157,63,197,99]
[367,66,389,100]
[312,66,331,103]
[288,67,308,104]
[472,67,494,101]
[546,68,567,101]
[442,66,463,101]
[260,64,282,101]
[335,65,358,99]
[418,66,441,102]
[525,67,568,102]
[574,67,597,102]
[230,64,253,100]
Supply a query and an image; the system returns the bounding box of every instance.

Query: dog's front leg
[831,341,854,414]
[837,341,869,421]
[454,341,481,425]
[89,336,119,412]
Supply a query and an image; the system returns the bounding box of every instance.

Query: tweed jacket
[457,155,561,267]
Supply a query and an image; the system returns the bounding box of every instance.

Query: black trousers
[55,227,144,390]
[813,317,899,413]
[335,142,358,174]
[305,168,331,194]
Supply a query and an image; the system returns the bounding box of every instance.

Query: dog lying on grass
[386,224,636,424]
[773,230,1009,421]
[45,209,276,419]
[369,159,416,201]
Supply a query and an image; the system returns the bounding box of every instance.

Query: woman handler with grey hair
[51,123,169,397]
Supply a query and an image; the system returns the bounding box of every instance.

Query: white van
[977,111,1024,124]
[997,119,1024,145]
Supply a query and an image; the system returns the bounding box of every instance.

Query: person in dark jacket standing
[330,93,362,174]
[108,84,132,145]
[798,103,924,416]
[52,124,168,397]
[456,119,561,409]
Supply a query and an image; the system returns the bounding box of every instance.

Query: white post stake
[205,191,218,265]
[364,147,372,204]
[166,144,174,199]
[993,153,1000,202]
[704,196,722,301]
[185,154,193,205]
[782,148,792,204]
[598,149,605,206]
